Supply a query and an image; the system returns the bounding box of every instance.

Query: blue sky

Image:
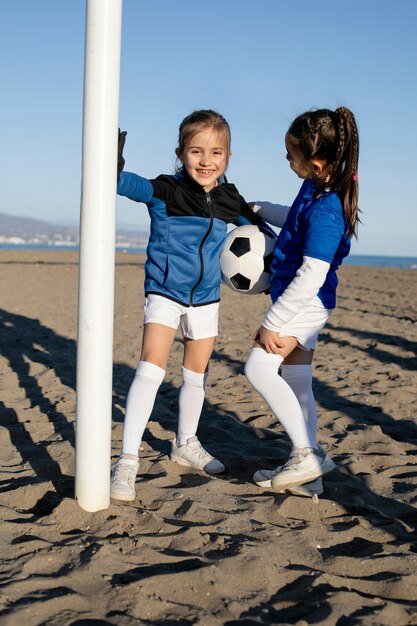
[1,0,416,256]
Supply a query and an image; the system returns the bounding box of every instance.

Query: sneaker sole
[253,471,277,489]
[110,490,136,502]
[276,479,324,498]
[170,455,225,474]
[271,456,335,491]
[254,473,323,497]
[254,478,275,489]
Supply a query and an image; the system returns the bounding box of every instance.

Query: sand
[1,249,417,626]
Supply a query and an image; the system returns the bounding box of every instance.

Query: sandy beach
[1,249,417,626]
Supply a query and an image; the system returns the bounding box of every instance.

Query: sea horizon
[0,243,416,270]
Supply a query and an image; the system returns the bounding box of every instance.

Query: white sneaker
[253,467,323,497]
[170,436,225,474]
[271,447,335,490]
[110,456,139,501]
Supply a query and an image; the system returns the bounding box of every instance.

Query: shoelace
[113,462,136,486]
[280,449,309,473]
[187,440,212,461]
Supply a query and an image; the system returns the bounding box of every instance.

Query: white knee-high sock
[281,364,317,446]
[176,366,207,447]
[121,361,165,456]
[244,348,316,449]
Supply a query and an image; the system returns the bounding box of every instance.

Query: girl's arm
[116,129,154,203]
[233,198,276,247]
[117,171,154,204]
[264,200,346,331]
[263,256,330,331]
[252,201,291,228]
[235,198,277,241]
[237,199,263,226]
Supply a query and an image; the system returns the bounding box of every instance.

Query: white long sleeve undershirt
[263,255,331,332]
[253,201,291,228]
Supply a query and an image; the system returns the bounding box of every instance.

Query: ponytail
[331,107,360,238]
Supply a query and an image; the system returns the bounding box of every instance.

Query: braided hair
[288,107,360,238]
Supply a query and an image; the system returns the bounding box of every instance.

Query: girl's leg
[281,347,317,445]
[251,346,322,495]
[171,336,224,473]
[245,345,335,489]
[121,323,176,456]
[176,336,215,446]
[140,322,178,367]
[245,346,315,449]
[111,323,176,501]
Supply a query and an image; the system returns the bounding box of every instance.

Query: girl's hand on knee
[255,326,286,354]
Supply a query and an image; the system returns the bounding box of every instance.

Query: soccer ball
[220,224,276,295]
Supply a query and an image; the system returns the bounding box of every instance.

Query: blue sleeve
[235,214,254,226]
[304,202,346,263]
[117,171,154,203]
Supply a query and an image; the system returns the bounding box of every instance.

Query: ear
[312,159,325,176]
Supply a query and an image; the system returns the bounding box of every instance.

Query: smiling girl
[111,110,255,501]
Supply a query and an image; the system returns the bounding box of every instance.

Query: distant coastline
[1,212,415,269]
[0,243,416,269]
[0,211,149,251]
[344,255,417,269]
[0,243,147,254]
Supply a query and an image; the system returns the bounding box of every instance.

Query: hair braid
[331,111,346,173]
[332,107,360,237]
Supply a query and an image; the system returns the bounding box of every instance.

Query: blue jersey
[270,179,350,309]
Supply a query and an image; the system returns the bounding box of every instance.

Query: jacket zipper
[190,192,214,305]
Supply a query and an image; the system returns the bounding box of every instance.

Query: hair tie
[352,174,357,181]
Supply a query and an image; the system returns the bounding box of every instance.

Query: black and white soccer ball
[220,224,276,295]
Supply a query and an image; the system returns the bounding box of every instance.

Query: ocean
[0,244,416,270]
[344,255,417,269]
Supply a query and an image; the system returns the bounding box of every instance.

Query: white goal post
[75,0,123,511]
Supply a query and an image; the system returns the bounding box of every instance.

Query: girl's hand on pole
[118,129,127,181]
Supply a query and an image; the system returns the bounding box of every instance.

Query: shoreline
[1,246,417,269]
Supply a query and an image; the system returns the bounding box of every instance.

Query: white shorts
[278,303,333,351]
[143,294,219,340]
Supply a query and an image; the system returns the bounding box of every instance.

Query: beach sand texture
[1,250,417,626]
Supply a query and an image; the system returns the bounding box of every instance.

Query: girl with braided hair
[246,107,360,497]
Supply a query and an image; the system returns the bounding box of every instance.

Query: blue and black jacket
[117,167,257,306]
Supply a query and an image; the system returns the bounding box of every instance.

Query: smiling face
[180,128,229,192]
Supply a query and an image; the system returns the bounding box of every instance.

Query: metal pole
[75,0,123,511]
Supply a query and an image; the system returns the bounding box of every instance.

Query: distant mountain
[0,212,148,248]
[0,212,78,242]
